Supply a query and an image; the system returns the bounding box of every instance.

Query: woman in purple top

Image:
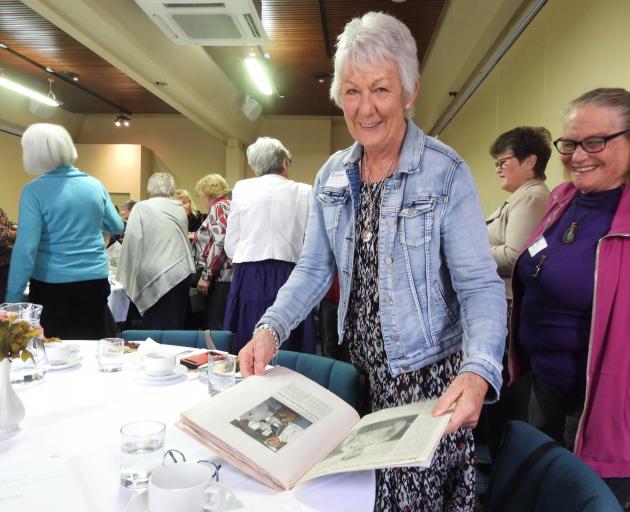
[510,88,630,510]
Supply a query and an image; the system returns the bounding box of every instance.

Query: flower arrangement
[0,312,41,362]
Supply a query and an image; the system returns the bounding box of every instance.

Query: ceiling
[4,0,527,142]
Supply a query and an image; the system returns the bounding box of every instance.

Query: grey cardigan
[117,197,195,314]
[486,179,549,299]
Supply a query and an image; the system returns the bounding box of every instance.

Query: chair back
[275,351,362,409]
[483,420,622,512]
[121,330,233,352]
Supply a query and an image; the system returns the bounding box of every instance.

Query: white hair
[21,123,78,175]
[147,172,176,197]
[329,12,419,115]
[246,137,292,176]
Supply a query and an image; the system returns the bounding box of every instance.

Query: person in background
[0,208,17,302]
[174,189,203,233]
[224,137,314,354]
[510,88,630,510]
[120,199,136,222]
[6,123,124,339]
[238,13,506,511]
[482,126,551,458]
[193,173,232,330]
[117,172,195,330]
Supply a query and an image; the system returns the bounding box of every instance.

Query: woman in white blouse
[224,137,314,353]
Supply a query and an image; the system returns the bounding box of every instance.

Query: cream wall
[77,115,227,204]
[439,0,630,216]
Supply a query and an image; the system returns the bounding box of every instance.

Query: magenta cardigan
[509,181,630,478]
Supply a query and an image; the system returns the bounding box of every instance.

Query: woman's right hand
[238,330,276,377]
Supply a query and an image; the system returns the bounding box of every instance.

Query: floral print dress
[343,180,475,512]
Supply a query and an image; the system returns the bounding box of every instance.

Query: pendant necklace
[360,140,403,243]
[562,194,594,244]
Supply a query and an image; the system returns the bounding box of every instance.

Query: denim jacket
[260,122,506,399]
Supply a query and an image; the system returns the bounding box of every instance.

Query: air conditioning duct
[134,0,270,46]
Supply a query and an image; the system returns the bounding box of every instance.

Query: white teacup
[144,353,176,377]
[148,462,211,512]
[45,342,70,365]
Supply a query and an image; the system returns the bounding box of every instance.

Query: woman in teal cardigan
[6,123,124,339]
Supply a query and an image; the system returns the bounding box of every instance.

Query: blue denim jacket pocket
[398,197,435,247]
[431,279,459,326]
[317,187,350,253]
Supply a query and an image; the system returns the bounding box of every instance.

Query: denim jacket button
[401,364,410,371]
[392,334,399,341]
[394,182,400,189]
[388,218,395,226]
[385,257,393,264]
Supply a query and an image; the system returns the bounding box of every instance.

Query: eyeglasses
[553,129,630,155]
[494,155,518,169]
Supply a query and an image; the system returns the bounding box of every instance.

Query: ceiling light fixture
[114,114,131,127]
[0,70,60,107]
[244,57,273,96]
[61,71,80,82]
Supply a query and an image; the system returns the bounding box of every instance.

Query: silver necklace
[359,141,403,243]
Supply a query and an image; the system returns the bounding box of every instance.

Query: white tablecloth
[2,342,375,511]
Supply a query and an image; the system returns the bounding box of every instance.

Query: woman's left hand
[197,278,209,295]
[431,372,489,435]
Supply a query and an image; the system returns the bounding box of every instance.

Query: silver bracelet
[253,324,281,355]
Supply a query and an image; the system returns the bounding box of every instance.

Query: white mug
[148,463,211,512]
[144,353,176,376]
[45,342,70,365]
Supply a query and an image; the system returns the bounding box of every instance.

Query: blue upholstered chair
[121,330,363,409]
[483,420,622,512]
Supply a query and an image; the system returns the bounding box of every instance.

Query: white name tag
[528,236,547,257]
[325,170,349,188]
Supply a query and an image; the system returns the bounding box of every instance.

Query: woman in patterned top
[193,174,232,330]
[239,12,506,511]
[0,207,17,301]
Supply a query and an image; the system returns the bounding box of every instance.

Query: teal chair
[121,329,363,409]
[483,421,622,511]
[121,329,234,352]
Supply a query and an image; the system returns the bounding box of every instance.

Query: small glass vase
[0,303,49,384]
[0,358,25,438]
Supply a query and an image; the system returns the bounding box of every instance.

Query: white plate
[123,484,243,512]
[135,364,187,384]
[48,356,82,371]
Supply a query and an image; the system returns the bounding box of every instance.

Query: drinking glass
[1,302,48,384]
[120,420,166,489]
[97,338,124,372]
[207,354,236,395]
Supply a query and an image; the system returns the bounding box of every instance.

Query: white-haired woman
[117,172,195,329]
[224,137,314,353]
[239,13,506,510]
[193,173,232,330]
[6,123,124,339]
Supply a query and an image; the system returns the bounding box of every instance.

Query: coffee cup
[45,342,70,365]
[148,462,211,512]
[144,353,176,377]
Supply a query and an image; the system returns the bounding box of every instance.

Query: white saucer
[135,364,187,384]
[48,356,82,371]
[123,483,243,511]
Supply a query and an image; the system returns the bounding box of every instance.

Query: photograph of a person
[230,397,312,453]
[325,415,415,462]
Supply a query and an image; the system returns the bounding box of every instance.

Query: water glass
[207,354,236,395]
[97,338,124,372]
[120,420,166,489]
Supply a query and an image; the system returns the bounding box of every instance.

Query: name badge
[325,170,349,188]
[528,236,547,257]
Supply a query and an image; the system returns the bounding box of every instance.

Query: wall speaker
[241,95,262,122]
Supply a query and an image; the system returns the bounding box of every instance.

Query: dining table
[1,340,375,511]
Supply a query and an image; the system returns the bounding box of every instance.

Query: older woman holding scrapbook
[238,11,506,511]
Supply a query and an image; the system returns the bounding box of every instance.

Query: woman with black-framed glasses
[509,87,630,510]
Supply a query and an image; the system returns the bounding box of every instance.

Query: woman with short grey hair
[6,123,124,339]
[224,137,313,353]
[246,137,292,176]
[239,12,506,510]
[117,172,195,329]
